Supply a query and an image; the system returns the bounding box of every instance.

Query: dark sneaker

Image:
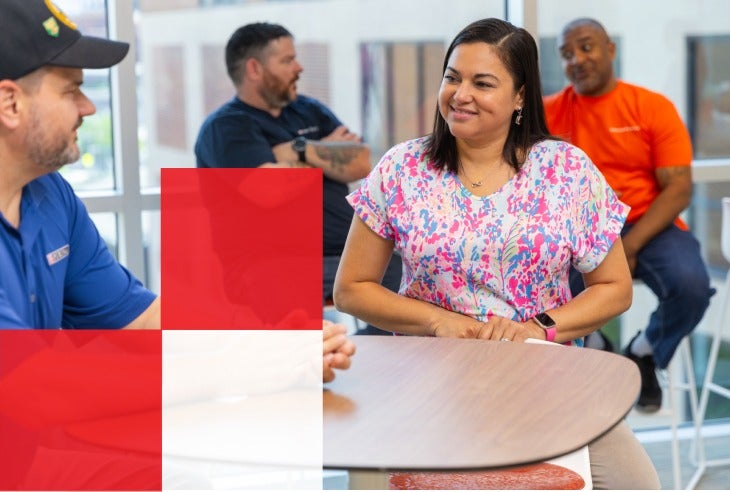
[623,334,662,413]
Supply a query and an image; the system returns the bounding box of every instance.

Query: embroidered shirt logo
[609,126,640,133]
[297,126,319,136]
[46,244,70,266]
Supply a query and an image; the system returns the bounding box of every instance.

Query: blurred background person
[543,17,714,413]
[195,22,402,335]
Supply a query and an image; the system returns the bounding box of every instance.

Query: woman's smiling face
[438,42,523,147]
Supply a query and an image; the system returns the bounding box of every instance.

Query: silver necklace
[459,163,484,188]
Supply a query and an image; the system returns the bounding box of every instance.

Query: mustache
[73,119,83,131]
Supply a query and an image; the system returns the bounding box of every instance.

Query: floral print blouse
[347,137,629,344]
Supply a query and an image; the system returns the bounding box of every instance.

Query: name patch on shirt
[609,126,640,133]
[46,244,70,266]
[297,126,319,137]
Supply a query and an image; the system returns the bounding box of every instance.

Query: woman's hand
[431,312,547,342]
[431,310,484,338]
[475,315,546,342]
[431,309,543,342]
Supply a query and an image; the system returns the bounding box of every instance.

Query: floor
[622,326,730,489]
[639,429,730,489]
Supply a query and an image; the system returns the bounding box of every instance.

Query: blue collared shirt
[0,173,156,329]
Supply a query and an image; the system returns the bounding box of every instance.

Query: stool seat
[388,462,585,490]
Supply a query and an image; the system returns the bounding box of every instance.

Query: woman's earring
[515,107,523,126]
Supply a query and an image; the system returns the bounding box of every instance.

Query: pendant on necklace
[471,181,483,188]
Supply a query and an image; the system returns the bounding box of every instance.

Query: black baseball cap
[0,0,130,81]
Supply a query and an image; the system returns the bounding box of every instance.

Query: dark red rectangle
[161,168,322,329]
[0,330,162,491]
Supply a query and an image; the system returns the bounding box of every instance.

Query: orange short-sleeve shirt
[543,81,692,228]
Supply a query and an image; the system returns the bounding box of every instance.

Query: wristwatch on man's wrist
[532,312,557,342]
[292,136,307,163]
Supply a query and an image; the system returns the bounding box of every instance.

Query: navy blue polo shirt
[0,173,156,329]
[194,95,354,256]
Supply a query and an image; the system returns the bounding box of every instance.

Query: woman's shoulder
[384,136,430,159]
[531,139,590,162]
[372,137,440,191]
[527,139,594,178]
[378,136,432,171]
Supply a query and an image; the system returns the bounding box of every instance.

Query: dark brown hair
[425,18,553,173]
[225,22,292,86]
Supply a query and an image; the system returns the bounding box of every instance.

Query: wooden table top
[324,336,639,471]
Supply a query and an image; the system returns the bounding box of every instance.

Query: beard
[259,69,297,109]
[25,106,82,172]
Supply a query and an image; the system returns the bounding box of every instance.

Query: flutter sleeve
[565,144,630,273]
[346,143,404,241]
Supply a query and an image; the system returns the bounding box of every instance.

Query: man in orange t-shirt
[544,18,714,413]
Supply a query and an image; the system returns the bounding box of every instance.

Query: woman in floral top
[334,18,659,489]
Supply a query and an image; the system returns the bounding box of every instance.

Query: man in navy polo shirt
[0,0,160,329]
[195,22,402,334]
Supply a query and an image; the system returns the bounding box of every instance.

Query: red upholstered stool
[388,462,585,490]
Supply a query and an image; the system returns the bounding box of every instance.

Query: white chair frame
[686,197,730,489]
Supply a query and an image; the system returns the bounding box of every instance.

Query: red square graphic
[161,168,322,329]
[0,330,162,491]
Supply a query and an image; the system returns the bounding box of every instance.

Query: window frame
[79,0,160,284]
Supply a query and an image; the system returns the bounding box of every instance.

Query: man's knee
[653,267,714,329]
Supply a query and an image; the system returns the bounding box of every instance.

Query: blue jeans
[570,224,715,368]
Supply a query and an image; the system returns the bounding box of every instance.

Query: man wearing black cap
[0,0,160,329]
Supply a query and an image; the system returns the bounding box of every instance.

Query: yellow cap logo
[43,17,60,37]
[44,0,78,30]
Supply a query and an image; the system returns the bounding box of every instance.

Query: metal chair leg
[666,338,701,489]
[686,269,730,489]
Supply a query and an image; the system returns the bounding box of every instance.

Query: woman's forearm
[538,281,632,343]
[334,280,451,336]
[542,240,633,343]
[333,216,472,336]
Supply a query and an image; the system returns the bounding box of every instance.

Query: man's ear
[245,57,263,81]
[607,40,617,62]
[0,80,22,130]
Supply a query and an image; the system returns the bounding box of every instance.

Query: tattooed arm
[308,139,371,182]
[272,125,371,183]
[621,165,693,273]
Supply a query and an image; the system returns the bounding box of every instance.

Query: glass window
[362,42,444,160]
[685,34,730,425]
[55,1,115,193]
[142,210,161,293]
[136,0,503,170]
[89,212,119,259]
[687,35,730,159]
